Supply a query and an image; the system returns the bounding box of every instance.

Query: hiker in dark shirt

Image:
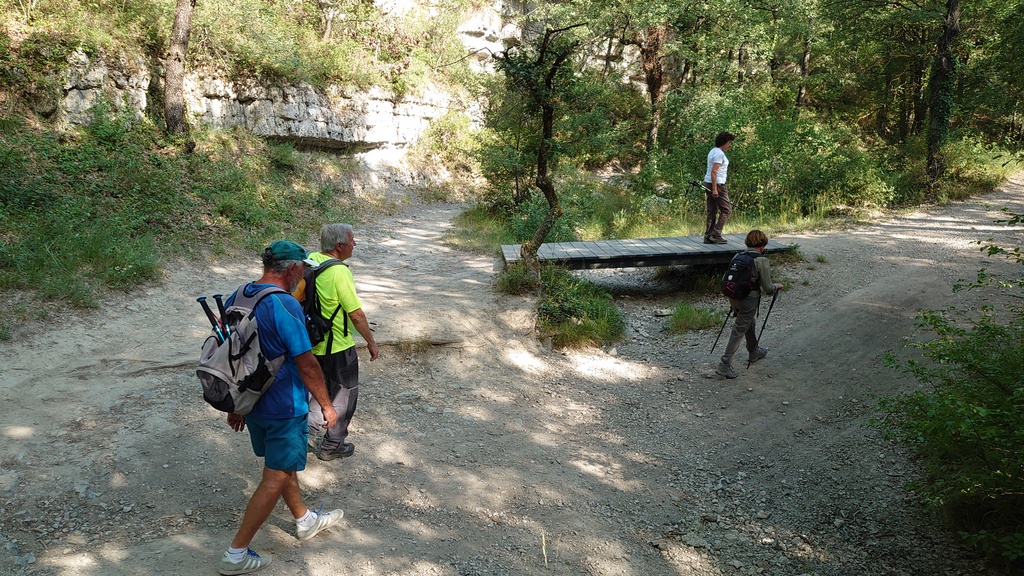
[716,230,783,379]
[218,240,344,576]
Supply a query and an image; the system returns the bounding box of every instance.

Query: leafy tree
[496,24,587,267]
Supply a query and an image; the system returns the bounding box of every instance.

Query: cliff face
[182,77,458,152]
[55,2,514,154]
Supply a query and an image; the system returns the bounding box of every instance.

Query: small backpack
[293,258,349,350]
[720,252,758,299]
[196,285,287,415]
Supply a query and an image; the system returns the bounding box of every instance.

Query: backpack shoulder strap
[231,284,288,310]
[309,259,351,349]
[312,258,344,276]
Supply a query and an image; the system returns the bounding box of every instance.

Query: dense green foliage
[0,0,472,94]
[876,217,1024,565]
[0,103,358,336]
[471,0,1023,244]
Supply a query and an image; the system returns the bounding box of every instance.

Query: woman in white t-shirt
[703,131,736,244]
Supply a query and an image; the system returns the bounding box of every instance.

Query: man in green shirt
[306,223,380,460]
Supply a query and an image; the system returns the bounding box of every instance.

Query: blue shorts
[245,414,309,472]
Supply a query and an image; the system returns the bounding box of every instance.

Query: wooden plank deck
[501,234,793,270]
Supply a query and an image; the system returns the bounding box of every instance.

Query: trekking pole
[212,294,230,337]
[197,296,226,343]
[710,307,733,354]
[748,290,780,369]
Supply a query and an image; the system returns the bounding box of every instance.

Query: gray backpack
[197,285,286,415]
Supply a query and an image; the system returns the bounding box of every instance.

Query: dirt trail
[1,178,1022,576]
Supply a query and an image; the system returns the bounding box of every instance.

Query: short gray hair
[320,223,354,251]
[261,249,301,274]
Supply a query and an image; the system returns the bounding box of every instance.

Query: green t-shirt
[309,251,363,355]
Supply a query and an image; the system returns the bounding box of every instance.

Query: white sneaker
[219,548,271,575]
[296,508,344,541]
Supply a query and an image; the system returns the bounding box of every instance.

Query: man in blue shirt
[218,240,343,575]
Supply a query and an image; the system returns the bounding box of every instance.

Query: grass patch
[537,267,624,349]
[444,204,515,255]
[0,105,367,333]
[494,262,540,295]
[667,302,724,334]
[770,245,805,266]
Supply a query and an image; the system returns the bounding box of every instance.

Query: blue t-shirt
[226,283,312,419]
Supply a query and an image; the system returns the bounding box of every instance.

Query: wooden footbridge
[501,234,793,270]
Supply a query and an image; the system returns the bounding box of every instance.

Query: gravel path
[0,176,1021,575]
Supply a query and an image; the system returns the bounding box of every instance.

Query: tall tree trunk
[639,26,667,154]
[911,65,928,136]
[926,0,961,182]
[878,73,892,138]
[795,34,811,107]
[602,36,615,79]
[165,0,196,137]
[737,45,746,83]
[617,25,667,155]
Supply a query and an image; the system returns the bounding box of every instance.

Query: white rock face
[59,50,460,152]
[56,1,520,151]
[457,5,509,73]
[62,49,150,124]
[180,74,456,150]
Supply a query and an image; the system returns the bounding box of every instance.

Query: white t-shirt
[704,147,729,184]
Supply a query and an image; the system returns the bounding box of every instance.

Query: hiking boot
[219,548,271,575]
[296,507,344,541]
[715,363,739,379]
[748,347,768,364]
[317,442,355,461]
[704,236,728,244]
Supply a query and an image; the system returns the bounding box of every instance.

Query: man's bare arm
[296,351,338,428]
[348,308,379,361]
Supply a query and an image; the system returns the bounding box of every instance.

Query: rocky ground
[1,175,1022,576]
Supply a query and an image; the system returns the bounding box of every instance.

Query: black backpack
[720,252,757,299]
[295,258,349,350]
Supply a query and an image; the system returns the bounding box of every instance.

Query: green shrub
[537,267,624,348]
[877,306,1024,564]
[408,111,479,189]
[875,212,1024,565]
[508,195,578,244]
